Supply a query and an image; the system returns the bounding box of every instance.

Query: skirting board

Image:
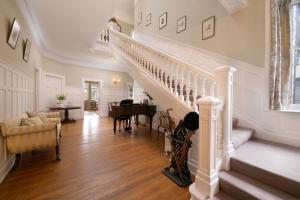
[0,155,15,183]
[234,112,300,148]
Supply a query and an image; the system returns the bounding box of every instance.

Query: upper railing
[109,29,236,199]
[110,29,217,111]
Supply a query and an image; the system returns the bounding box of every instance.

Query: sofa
[0,112,62,166]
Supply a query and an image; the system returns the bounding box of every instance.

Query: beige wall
[41,58,133,89]
[134,0,265,67]
[0,0,42,78]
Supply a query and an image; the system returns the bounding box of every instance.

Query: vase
[58,100,67,107]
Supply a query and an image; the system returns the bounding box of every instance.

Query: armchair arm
[46,118,61,124]
[45,112,60,118]
[3,124,56,137]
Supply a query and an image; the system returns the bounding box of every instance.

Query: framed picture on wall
[202,16,215,40]
[177,16,186,33]
[159,12,167,30]
[137,12,142,25]
[7,18,21,49]
[23,39,31,63]
[146,13,151,26]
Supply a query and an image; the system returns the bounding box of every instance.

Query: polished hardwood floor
[0,115,190,200]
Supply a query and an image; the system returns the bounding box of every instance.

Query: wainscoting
[0,57,34,183]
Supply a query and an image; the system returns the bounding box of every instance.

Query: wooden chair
[157,108,175,140]
[118,99,134,131]
[108,102,120,117]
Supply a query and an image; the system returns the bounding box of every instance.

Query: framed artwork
[7,18,21,49]
[146,13,151,26]
[202,16,215,40]
[137,12,142,25]
[159,12,167,30]
[177,16,186,33]
[23,39,31,63]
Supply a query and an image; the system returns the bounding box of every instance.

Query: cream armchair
[0,112,62,167]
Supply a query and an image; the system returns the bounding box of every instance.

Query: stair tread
[219,171,299,200]
[232,127,254,149]
[209,191,237,200]
[232,139,300,183]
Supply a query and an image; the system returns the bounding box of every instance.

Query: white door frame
[81,78,103,116]
[35,65,42,111]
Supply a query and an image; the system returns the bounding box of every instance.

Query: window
[90,82,99,101]
[84,81,99,101]
[291,2,300,104]
[84,82,89,100]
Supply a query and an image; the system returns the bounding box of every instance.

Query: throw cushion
[38,113,49,124]
[26,111,38,118]
[21,116,44,126]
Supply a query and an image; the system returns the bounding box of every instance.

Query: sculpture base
[162,167,192,188]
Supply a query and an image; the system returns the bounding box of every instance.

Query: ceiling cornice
[16,0,46,53]
[217,0,248,14]
[15,0,124,72]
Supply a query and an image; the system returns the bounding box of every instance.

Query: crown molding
[217,0,248,14]
[16,0,124,72]
[16,0,46,53]
[43,48,125,72]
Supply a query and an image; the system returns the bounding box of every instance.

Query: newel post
[214,66,236,170]
[189,97,223,200]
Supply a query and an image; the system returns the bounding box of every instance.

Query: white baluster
[201,78,207,98]
[192,74,199,111]
[168,62,174,93]
[185,70,192,107]
[210,81,217,97]
[179,67,185,102]
[174,65,179,97]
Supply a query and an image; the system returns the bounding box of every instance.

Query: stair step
[219,171,299,200]
[209,191,237,200]
[232,127,254,149]
[231,139,300,198]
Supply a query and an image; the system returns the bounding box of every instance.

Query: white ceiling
[17,0,134,71]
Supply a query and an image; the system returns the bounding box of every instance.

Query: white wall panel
[0,66,4,88]
[5,91,12,119]
[12,91,18,116]
[5,70,12,89]
[0,90,4,121]
[0,59,34,122]
[17,91,22,115]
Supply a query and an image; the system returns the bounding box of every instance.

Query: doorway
[81,79,102,117]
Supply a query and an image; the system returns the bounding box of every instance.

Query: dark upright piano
[111,104,157,134]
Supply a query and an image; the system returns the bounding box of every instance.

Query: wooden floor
[0,115,190,200]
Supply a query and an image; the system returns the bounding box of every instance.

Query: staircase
[108,29,300,200]
[214,119,300,200]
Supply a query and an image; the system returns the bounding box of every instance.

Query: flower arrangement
[56,93,66,101]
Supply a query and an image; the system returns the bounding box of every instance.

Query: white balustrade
[109,29,236,200]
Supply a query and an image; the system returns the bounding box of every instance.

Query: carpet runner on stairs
[216,139,300,200]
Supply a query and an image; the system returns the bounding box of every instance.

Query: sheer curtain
[269,0,293,110]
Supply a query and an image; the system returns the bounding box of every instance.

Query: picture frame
[7,18,21,49]
[146,13,151,26]
[137,12,142,25]
[23,39,31,63]
[177,16,186,33]
[159,12,167,30]
[202,16,215,40]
